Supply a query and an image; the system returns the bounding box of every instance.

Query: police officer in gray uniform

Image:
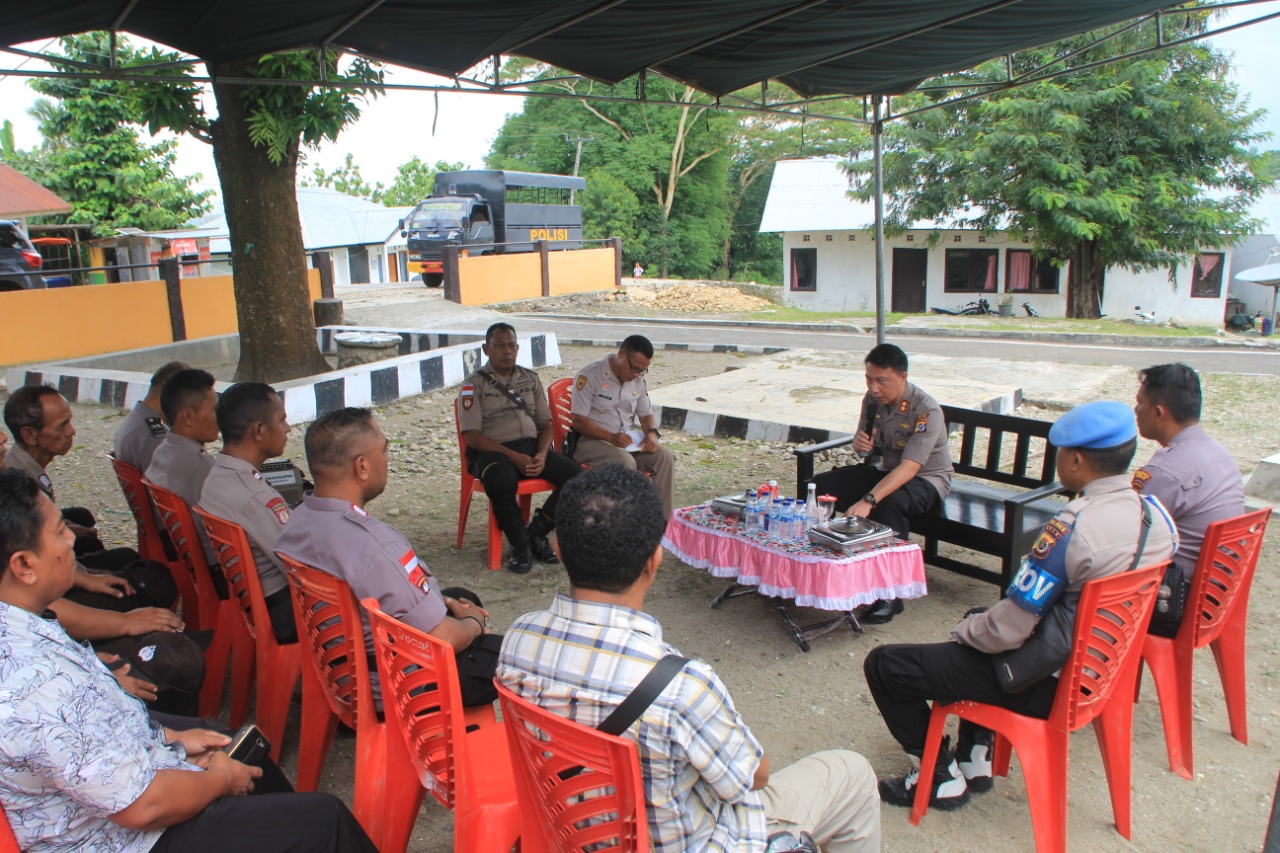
[277,407,499,706]
[568,335,676,518]
[863,401,1177,812]
[1132,363,1243,637]
[198,382,296,644]
[458,323,582,574]
[113,361,189,472]
[810,343,953,624]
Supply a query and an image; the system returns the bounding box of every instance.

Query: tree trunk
[211,60,329,383]
[1066,241,1106,319]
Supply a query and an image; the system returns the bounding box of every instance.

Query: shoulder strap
[483,369,528,411]
[1128,497,1154,571]
[597,654,689,736]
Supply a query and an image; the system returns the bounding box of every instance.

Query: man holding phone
[0,469,376,853]
[809,344,952,624]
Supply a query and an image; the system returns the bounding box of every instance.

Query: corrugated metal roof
[0,165,73,219]
[759,159,869,233]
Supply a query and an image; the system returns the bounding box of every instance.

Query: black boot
[878,736,970,810]
[503,527,533,574]
[956,723,995,793]
[527,508,560,565]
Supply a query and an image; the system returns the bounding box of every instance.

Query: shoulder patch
[1131,468,1151,492]
[401,549,430,594]
[575,374,588,391]
[266,496,290,525]
[460,382,475,410]
[915,413,929,433]
[1031,517,1070,560]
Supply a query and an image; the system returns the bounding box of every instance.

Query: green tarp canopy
[5,0,1179,97]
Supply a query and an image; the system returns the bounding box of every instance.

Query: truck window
[407,200,468,229]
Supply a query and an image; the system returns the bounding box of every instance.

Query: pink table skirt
[663,505,927,611]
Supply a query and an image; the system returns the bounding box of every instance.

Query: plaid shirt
[498,593,768,852]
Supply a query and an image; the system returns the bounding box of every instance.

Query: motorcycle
[930,297,997,316]
[1021,302,1040,318]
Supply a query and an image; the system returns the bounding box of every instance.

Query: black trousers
[70,549,179,613]
[149,792,376,853]
[810,463,941,539]
[863,642,1058,761]
[440,587,500,707]
[472,438,581,548]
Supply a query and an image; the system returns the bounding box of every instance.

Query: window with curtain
[944,248,998,292]
[790,247,817,291]
[1191,253,1224,298]
[1005,249,1060,293]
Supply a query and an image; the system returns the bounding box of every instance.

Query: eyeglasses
[625,355,648,377]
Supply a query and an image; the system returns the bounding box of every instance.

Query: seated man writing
[499,465,881,852]
[0,468,376,853]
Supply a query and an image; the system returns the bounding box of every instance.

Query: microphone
[859,399,879,461]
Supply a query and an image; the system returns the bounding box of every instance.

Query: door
[892,248,927,313]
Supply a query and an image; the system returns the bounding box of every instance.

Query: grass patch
[742,306,908,325]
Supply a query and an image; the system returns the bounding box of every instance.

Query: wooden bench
[793,406,1069,590]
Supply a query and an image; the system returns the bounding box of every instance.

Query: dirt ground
[23,344,1280,852]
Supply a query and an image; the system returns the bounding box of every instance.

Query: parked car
[0,220,48,291]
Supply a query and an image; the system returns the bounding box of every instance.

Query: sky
[1,6,1277,200]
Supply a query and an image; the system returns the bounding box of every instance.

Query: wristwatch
[646,428,662,439]
[862,493,879,507]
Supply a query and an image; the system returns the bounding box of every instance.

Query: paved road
[515,316,1280,375]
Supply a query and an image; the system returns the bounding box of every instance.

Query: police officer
[810,344,953,624]
[113,361,189,471]
[568,334,676,517]
[198,382,296,644]
[277,407,499,706]
[1132,363,1243,637]
[863,401,1177,812]
[4,385,177,613]
[458,323,581,574]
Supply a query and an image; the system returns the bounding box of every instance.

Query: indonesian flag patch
[402,549,430,593]
[460,383,476,411]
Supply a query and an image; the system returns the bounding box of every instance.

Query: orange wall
[456,247,616,306]
[0,271,323,367]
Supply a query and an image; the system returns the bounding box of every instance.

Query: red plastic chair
[496,681,650,853]
[281,557,423,850]
[453,399,553,570]
[0,803,20,853]
[363,598,519,853]
[146,479,247,720]
[1138,508,1271,780]
[195,507,300,757]
[108,453,194,615]
[911,562,1166,853]
[547,377,574,452]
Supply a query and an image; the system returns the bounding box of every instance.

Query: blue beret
[1049,401,1136,450]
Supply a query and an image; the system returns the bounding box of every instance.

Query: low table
[663,505,927,651]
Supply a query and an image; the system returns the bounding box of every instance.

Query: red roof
[0,165,72,219]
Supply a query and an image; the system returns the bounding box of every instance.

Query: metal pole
[872,95,887,345]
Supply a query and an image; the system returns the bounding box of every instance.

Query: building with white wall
[1226,190,1280,319]
[759,159,1242,325]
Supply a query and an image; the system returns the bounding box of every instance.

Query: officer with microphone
[809,344,953,624]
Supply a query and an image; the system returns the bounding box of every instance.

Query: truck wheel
[421,273,443,288]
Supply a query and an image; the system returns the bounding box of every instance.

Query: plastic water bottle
[791,501,807,542]
[766,499,782,540]
[804,483,820,530]
[744,489,760,531]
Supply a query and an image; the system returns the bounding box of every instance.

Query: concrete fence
[443,240,621,306]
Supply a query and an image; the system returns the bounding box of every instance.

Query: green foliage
[850,10,1268,316]
[300,152,381,198]
[380,157,467,206]
[1257,150,1280,184]
[4,34,212,234]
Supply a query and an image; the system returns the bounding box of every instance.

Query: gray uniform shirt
[276,495,449,660]
[1132,424,1243,574]
[457,364,551,443]
[571,356,654,433]
[145,433,214,510]
[857,382,953,500]
[113,402,168,472]
[4,444,54,499]
[952,474,1178,653]
[198,454,289,597]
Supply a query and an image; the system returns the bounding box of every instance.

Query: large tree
[3,36,211,234]
[35,35,383,381]
[852,12,1268,317]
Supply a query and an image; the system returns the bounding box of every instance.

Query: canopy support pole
[872,94,887,345]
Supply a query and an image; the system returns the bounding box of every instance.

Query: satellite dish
[1235,262,1280,285]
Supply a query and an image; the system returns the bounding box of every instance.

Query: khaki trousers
[571,436,676,517]
[760,750,881,853]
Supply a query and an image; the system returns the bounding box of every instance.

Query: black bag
[1149,563,1190,635]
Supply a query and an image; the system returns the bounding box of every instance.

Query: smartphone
[223,724,271,766]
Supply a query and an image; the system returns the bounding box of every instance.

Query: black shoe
[505,546,533,574]
[528,529,559,564]
[878,741,970,811]
[862,598,904,625]
[956,725,995,793]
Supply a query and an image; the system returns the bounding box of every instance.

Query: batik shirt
[498,594,768,852]
[0,603,197,853]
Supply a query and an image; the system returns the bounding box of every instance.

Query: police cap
[1048,400,1136,450]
